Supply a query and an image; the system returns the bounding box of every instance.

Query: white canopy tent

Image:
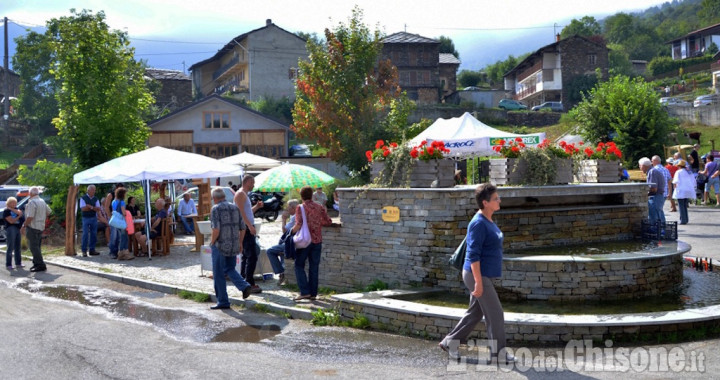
[408,112,546,157]
[72,146,244,258]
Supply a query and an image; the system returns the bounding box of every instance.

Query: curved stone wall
[495,242,688,302]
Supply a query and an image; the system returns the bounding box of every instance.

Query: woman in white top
[672,159,696,225]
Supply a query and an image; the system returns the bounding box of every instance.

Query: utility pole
[4,16,10,146]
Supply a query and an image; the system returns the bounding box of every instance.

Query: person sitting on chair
[177,193,197,235]
[135,198,167,255]
[265,199,299,286]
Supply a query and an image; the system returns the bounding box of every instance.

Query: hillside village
[0,0,719,174]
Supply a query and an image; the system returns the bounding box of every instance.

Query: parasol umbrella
[219,151,281,170]
[253,163,335,192]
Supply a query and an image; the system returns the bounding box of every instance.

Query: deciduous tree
[561,16,602,38]
[12,31,58,134]
[438,35,459,59]
[25,9,154,169]
[573,75,675,164]
[292,7,409,175]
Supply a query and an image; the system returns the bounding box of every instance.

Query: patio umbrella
[253,163,335,192]
[219,151,281,170]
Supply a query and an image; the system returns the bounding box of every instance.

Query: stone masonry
[284,184,651,295]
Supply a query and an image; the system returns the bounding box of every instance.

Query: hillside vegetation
[459,0,720,88]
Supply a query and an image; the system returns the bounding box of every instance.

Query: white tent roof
[408,112,545,157]
[218,151,281,169]
[73,146,244,184]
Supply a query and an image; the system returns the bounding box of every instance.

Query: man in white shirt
[21,187,52,272]
[178,193,197,235]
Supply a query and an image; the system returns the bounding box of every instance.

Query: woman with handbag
[108,187,132,260]
[291,186,331,301]
[438,183,514,364]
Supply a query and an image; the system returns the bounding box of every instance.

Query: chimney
[266,19,272,26]
[556,33,561,42]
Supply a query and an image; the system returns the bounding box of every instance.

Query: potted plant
[489,138,576,185]
[574,141,623,183]
[367,140,454,188]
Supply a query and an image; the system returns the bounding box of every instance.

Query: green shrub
[349,314,371,329]
[311,308,342,326]
[177,290,211,303]
[17,160,78,222]
[363,279,389,292]
[647,55,714,77]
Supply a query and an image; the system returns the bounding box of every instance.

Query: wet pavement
[1,201,720,378]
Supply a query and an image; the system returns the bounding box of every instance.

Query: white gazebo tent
[408,112,546,157]
[71,146,244,258]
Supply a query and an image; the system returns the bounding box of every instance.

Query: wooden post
[64,185,79,256]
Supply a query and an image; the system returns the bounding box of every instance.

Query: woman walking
[439,183,514,363]
[292,186,332,301]
[672,160,696,225]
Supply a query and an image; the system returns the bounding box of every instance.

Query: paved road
[1,200,720,379]
[2,257,719,379]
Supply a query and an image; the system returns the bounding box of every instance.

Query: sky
[2,0,671,72]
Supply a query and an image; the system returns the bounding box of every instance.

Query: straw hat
[676,159,686,168]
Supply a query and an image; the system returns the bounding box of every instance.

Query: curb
[43,257,316,321]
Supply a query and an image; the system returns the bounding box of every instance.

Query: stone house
[188,19,307,102]
[503,35,609,109]
[0,65,20,101]
[439,53,461,100]
[381,32,459,104]
[147,94,289,158]
[667,22,720,60]
[145,68,192,114]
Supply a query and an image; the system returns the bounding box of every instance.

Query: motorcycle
[250,192,284,222]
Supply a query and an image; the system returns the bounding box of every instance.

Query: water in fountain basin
[395,267,720,314]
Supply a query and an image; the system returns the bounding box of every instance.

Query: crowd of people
[53,176,335,307]
[639,144,716,227]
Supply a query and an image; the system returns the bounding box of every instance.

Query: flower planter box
[371,159,455,188]
[574,159,620,183]
[489,158,572,185]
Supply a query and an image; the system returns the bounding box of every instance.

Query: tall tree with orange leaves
[292,7,412,175]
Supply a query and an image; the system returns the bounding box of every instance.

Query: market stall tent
[70,147,244,257]
[408,112,546,157]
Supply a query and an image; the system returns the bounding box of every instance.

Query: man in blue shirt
[177,193,197,235]
[699,154,720,206]
[640,157,665,226]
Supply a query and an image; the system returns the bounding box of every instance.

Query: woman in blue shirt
[439,183,513,363]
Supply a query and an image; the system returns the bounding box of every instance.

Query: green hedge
[647,55,714,77]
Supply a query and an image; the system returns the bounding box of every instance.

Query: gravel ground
[46,218,309,308]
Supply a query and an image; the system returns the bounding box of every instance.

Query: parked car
[176,186,236,211]
[0,185,30,210]
[660,97,691,107]
[498,99,528,110]
[693,94,718,108]
[289,144,313,157]
[532,102,564,112]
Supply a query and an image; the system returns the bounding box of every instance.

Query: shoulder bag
[448,237,467,271]
[292,205,312,249]
[108,201,127,230]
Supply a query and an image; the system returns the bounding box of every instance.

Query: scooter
[250,192,284,222]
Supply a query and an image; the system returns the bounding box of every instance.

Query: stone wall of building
[559,37,609,109]
[284,184,650,293]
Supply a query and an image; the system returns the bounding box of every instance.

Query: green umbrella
[253,163,335,192]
